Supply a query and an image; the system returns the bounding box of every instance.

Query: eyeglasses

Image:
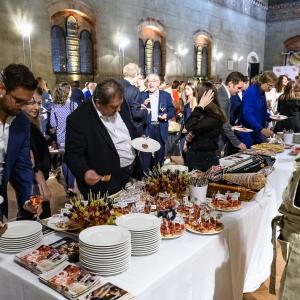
[10,94,37,106]
[266,82,274,88]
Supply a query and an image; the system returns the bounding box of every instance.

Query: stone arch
[284,36,300,66]
[48,0,96,82]
[47,0,96,24]
[246,51,259,64]
[137,18,166,78]
[193,30,213,79]
[246,51,259,77]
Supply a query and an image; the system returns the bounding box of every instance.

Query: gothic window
[80,30,93,74]
[153,41,162,76]
[51,26,66,73]
[201,46,208,78]
[145,40,153,75]
[196,46,202,77]
[139,38,145,75]
[66,16,80,73]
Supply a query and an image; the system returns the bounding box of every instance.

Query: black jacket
[70,87,85,106]
[64,101,140,198]
[274,99,300,133]
[185,107,223,151]
[30,122,51,180]
[119,79,148,135]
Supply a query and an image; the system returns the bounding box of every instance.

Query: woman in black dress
[185,81,226,171]
[274,80,300,133]
[22,87,52,218]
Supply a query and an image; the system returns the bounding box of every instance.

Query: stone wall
[264,1,300,70]
[0,0,266,89]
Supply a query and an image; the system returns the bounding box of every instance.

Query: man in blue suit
[140,74,175,171]
[240,71,277,147]
[0,64,40,223]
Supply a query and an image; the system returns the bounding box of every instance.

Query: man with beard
[0,64,41,227]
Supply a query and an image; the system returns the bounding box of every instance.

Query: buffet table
[0,150,295,300]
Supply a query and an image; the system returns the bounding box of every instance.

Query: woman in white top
[266,75,289,114]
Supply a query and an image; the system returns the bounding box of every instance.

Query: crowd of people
[1,62,300,297]
[0,62,299,222]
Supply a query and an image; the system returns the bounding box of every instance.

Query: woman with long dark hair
[274,80,300,133]
[185,81,226,171]
[266,74,289,113]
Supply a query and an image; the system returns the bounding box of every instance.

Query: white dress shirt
[93,102,135,168]
[150,91,159,121]
[0,116,16,201]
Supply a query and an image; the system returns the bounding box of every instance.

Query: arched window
[66,15,80,73]
[196,46,202,77]
[153,41,162,76]
[139,38,145,75]
[51,26,66,73]
[201,46,208,78]
[194,32,212,79]
[145,40,153,75]
[80,30,93,74]
[138,18,166,78]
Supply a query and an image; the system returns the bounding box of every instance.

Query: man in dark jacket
[119,63,148,136]
[65,79,141,198]
[70,80,84,107]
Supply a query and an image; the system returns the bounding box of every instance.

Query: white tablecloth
[0,151,295,300]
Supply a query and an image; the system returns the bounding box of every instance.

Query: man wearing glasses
[0,64,40,230]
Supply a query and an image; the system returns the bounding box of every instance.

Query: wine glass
[159,104,166,113]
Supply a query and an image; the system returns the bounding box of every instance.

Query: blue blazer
[140,90,175,143]
[230,94,242,125]
[0,113,33,217]
[239,84,270,147]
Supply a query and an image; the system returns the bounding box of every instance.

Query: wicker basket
[207,182,256,201]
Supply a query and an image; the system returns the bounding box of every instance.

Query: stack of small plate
[79,225,131,276]
[116,213,161,256]
[0,221,42,254]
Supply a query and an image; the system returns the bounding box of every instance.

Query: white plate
[0,241,42,253]
[79,240,130,252]
[80,248,131,259]
[79,238,130,250]
[132,248,160,256]
[0,237,42,248]
[232,126,253,133]
[79,225,130,247]
[116,213,161,231]
[130,227,161,234]
[131,137,161,153]
[270,115,288,121]
[0,221,42,239]
[0,233,43,247]
[161,165,188,172]
[80,258,130,268]
[81,264,130,274]
[83,264,129,276]
[80,254,130,265]
[45,217,81,232]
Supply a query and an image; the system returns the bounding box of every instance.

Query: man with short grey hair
[140,74,175,171]
[119,62,148,135]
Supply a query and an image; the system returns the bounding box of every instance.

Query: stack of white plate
[0,221,42,254]
[116,213,161,256]
[79,225,131,276]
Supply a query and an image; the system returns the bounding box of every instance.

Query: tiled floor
[7,177,284,300]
